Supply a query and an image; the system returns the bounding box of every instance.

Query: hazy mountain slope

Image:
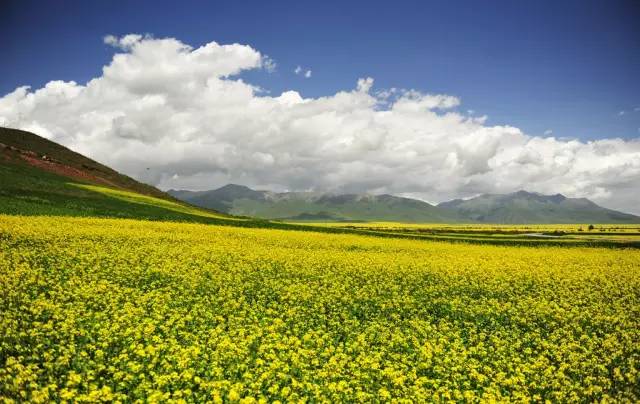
[0,127,233,222]
[438,190,640,224]
[171,185,640,224]
[169,184,467,222]
[178,184,268,214]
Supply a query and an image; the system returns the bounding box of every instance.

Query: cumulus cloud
[1,34,639,214]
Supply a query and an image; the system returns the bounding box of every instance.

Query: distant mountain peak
[218,183,253,191]
[505,190,568,204]
[439,190,639,224]
[512,190,534,197]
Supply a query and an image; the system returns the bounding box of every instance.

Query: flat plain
[1,215,638,402]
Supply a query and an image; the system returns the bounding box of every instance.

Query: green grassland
[0,161,235,223]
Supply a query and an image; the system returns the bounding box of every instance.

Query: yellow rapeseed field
[1,215,639,402]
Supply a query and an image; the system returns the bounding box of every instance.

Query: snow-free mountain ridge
[169,185,640,224]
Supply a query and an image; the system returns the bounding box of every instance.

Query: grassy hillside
[0,160,238,223]
[0,127,241,223]
[0,127,171,200]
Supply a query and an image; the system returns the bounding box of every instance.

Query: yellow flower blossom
[0,215,638,402]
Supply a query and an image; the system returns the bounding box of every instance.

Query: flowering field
[300,222,640,248]
[1,215,639,402]
[313,222,640,233]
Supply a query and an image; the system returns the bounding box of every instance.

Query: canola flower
[0,215,639,402]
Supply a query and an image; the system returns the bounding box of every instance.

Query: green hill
[0,127,171,199]
[438,190,640,224]
[0,127,234,223]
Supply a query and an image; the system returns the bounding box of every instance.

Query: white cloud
[2,34,640,214]
[294,65,312,78]
[262,56,277,73]
[544,129,553,136]
[104,34,145,50]
[619,110,626,116]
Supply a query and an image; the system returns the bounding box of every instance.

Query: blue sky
[2,0,639,141]
[1,0,639,213]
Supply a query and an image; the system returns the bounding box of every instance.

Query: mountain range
[169,185,640,224]
[169,184,466,222]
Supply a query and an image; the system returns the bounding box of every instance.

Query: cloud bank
[1,34,639,214]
